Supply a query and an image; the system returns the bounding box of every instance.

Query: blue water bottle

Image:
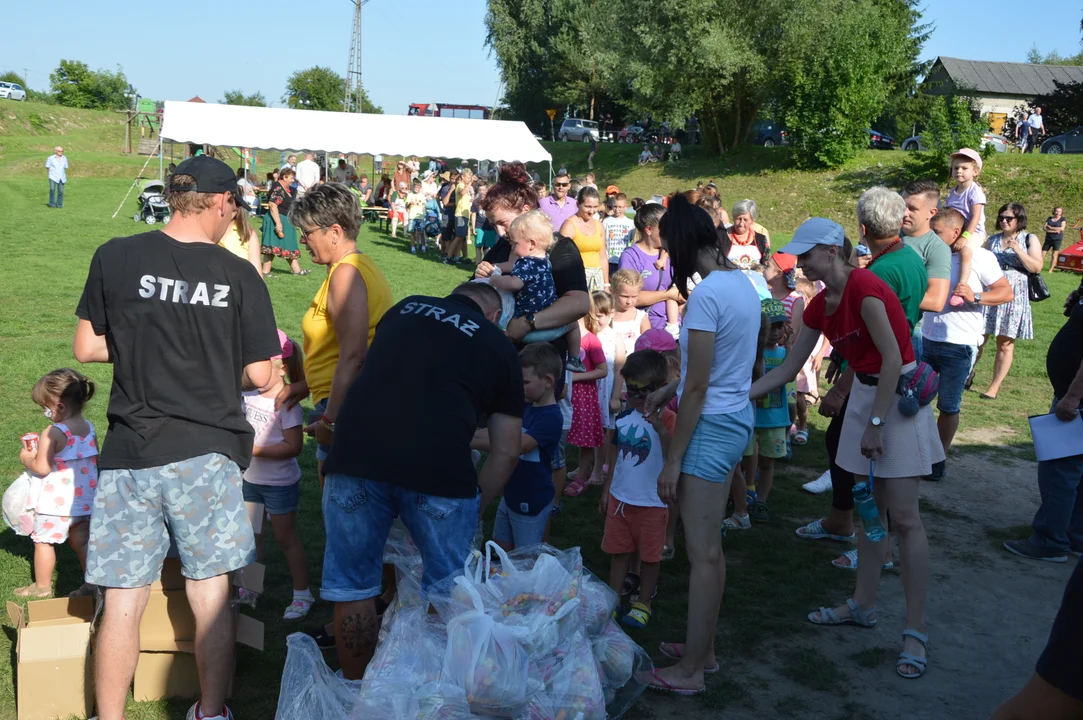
[852,461,887,542]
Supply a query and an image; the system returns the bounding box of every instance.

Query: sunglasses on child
[625,382,661,399]
[998,215,1017,222]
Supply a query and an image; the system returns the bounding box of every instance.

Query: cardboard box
[135,558,265,702]
[8,596,96,720]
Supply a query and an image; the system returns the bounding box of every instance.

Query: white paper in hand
[1028,412,1083,462]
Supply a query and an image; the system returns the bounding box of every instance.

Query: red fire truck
[408,103,491,120]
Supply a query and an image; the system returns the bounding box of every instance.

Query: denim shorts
[550,430,569,470]
[408,218,425,233]
[242,480,300,515]
[86,453,255,587]
[921,339,977,414]
[492,498,552,548]
[455,215,469,238]
[321,474,481,602]
[312,398,331,462]
[680,403,755,482]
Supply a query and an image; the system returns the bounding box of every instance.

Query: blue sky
[3,0,1081,115]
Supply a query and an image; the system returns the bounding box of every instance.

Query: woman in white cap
[751,217,943,680]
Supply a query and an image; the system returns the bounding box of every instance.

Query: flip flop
[831,548,894,571]
[658,642,719,674]
[647,669,705,696]
[795,519,856,542]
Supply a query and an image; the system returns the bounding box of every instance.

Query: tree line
[4,62,381,115]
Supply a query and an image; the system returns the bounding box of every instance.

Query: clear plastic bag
[365,607,448,685]
[577,569,618,638]
[2,472,37,536]
[275,632,418,720]
[591,620,636,688]
[414,682,475,720]
[484,543,582,621]
[602,638,654,720]
[535,633,606,720]
[441,577,531,716]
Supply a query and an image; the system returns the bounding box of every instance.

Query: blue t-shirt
[757,345,791,428]
[511,255,557,317]
[503,403,563,516]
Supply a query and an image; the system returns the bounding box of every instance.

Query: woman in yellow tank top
[559,186,608,291]
[275,185,393,480]
[217,206,263,275]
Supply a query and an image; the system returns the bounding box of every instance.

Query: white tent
[160,101,551,164]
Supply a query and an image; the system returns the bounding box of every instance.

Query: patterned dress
[984,233,1035,340]
[261,181,301,260]
[568,331,605,448]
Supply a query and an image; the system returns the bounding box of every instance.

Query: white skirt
[836,364,945,479]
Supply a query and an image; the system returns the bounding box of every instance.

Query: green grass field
[1,100,1082,719]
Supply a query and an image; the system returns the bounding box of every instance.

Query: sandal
[808,598,877,628]
[562,477,588,497]
[659,642,719,674]
[897,629,929,679]
[832,549,894,572]
[648,668,705,696]
[586,473,605,486]
[292,269,310,276]
[622,602,652,629]
[792,429,809,445]
[13,584,53,599]
[621,572,641,597]
[283,597,313,622]
[795,519,856,542]
[661,545,676,562]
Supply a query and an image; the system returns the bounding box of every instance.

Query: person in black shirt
[73,155,280,720]
[992,560,1083,719]
[320,282,524,680]
[1043,206,1067,274]
[1004,284,1083,563]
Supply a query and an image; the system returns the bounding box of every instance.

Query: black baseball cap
[170,155,250,209]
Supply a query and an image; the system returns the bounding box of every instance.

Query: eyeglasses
[998,215,1017,222]
[299,225,330,241]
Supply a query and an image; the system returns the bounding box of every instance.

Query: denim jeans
[1032,398,1083,553]
[49,180,65,208]
[320,474,480,602]
[921,338,977,414]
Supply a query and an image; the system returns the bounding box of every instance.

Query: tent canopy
[160,101,551,164]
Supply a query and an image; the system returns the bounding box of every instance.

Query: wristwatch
[870,416,885,428]
[525,312,537,332]
[973,292,983,305]
[320,415,336,433]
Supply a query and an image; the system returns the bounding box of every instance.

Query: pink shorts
[602,503,668,562]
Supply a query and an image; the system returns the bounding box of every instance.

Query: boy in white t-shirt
[599,350,675,630]
[603,193,636,276]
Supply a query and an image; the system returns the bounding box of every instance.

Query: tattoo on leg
[340,612,377,658]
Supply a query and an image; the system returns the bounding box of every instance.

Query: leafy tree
[1031,80,1083,133]
[0,71,26,88]
[918,95,987,177]
[221,90,267,107]
[1026,45,1083,66]
[282,66,381,113]
[49,60,131,110]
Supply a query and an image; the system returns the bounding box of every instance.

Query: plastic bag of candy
[591,620,636,688]
[414,681,475,720]
[365,607,447,685]
[538,633,606,720]
[274,633,417,720]
[601,637,654,720]
[442,577,531,716]
[576,569,618,638]
[483,543,582,622]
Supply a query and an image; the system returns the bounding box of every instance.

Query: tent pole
[159,140,163,181]
[112,137,162,219]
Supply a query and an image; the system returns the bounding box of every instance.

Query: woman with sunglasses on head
[971,203,1044,400]
[751,217,943,680]
[641,195,761,695]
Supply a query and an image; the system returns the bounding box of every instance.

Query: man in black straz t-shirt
[1004,284,1083,564]
[74,156,280,720]
[320,282,524,680]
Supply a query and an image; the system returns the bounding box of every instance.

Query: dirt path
[634,445,1076,720]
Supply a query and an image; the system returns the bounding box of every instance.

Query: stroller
[133,180,170,225]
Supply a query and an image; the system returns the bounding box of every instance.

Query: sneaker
[802,470,833,494]
[283,596,313,621]
[550,503,562,517]
[186,701,234,720]
[723,513,751,531]
[1003,538,1067,563]
[566,356,587,373]
[748,501,769,523]
[410,246,417,254]
[1071,547,1083,558]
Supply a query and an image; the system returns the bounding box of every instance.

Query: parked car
[751,121,787,147]
[1041,126,1083,154]
[901,131,1009,153]
[867,129,896,150]
[617,125,645,143]
[0,82,27,101]
[558,118,600,143]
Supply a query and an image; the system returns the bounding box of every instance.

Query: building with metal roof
[923,56,1083,133]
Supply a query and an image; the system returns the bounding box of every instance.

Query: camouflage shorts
[86,453,256,588]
